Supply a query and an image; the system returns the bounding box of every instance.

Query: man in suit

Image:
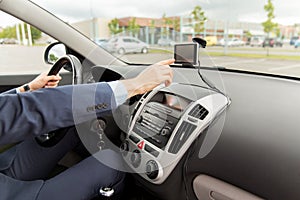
[0,59,174,200]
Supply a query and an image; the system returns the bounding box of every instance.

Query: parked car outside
[157,38,175,46]
[290,36,299,45]
[105,36,149,54]
[294,39,300,48]
[204,36,217,46]
[218,37,245,47]
[250,36,264,47]
[1,38,18,44]
[94,38,108,48]
[262,38,283,47]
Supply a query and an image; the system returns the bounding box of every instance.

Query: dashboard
[92,65,230,184]
[91,65,300,200]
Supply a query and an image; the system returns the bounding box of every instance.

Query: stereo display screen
[132,92,192,149]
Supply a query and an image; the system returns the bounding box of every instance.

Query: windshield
[2,0,300,78]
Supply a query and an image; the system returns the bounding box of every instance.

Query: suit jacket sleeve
[0,82,119,145]
[1,89,17,95]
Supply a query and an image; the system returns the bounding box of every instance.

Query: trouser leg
[36,149,125,200]
[3,127,80,180]
[2,126,126,199]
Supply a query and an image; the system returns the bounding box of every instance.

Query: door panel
[0,73,72,93]
[193,175,263,200]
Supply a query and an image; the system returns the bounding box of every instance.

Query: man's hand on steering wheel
[18,72,61,93]
[31,72,62,90]
[18,53,84,93]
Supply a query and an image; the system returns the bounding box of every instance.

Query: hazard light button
[137,141,145,149]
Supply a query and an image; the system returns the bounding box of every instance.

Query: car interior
[1,0,300,200]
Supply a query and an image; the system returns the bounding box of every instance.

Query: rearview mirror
[44,42,66,64]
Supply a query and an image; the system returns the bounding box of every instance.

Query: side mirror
[44,42,67,64]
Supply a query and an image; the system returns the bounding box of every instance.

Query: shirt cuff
[16,88,21,93]
[107,81,128,107]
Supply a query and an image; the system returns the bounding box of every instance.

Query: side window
[123,38,131,43]
[0,11,52,75]
[110,38,117,43]
[132,39,139,44]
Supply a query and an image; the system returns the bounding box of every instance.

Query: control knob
[146,160,159,180]
[131,149,141,168]
[120,140,129,156]
[160,127,171,136]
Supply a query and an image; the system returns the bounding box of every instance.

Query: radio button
[167,120,174,125]
[145,144,159,157]
[129,135,140,144]
[150,136,162,144]
[161,127,171,136]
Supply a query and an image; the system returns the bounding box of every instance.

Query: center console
[120,83,229,184]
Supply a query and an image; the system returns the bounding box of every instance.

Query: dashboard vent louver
[168,121,196,154]
[188,104,209,120]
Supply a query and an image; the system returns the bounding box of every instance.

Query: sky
[1,0,300,27]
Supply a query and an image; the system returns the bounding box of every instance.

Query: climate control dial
[146,160,159,180]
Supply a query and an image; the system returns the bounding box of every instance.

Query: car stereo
[121,84,230,184]
[132,92,191,149]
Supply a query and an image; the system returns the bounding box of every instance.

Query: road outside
[0,45,50,75]
[1,44,300,78]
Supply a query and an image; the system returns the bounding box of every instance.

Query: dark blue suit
[0,83,125,200]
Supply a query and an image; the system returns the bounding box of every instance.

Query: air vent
[188,104,209,120]
[168,121,196,154]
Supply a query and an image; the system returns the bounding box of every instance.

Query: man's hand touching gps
[121,59,174,98]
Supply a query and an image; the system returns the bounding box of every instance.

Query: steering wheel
[36,55,83,147]
[48,55,83,84]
